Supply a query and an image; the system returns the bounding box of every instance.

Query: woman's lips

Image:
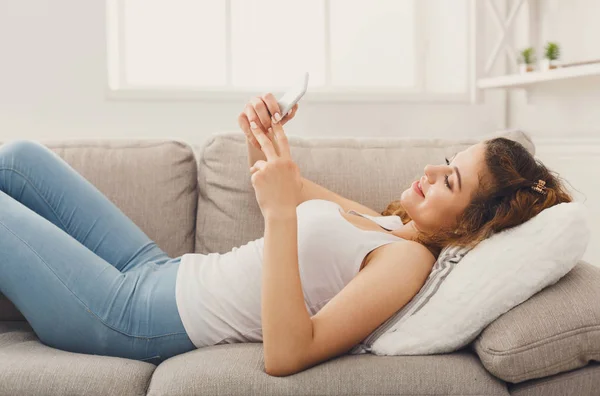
[412,180,425,198]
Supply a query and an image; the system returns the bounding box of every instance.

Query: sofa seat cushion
[473,261,600,384]
[508,362,600,396]
[147,343,509,396]
[0,139,199,321]
[0,321,155,396]
[194,129,534,254]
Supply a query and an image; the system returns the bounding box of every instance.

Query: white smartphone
[276,72,309,117]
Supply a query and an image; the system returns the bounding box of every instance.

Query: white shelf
[477,63,600,89]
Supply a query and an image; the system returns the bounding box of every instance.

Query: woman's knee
[0,140,56,191]
[0,139,50,164]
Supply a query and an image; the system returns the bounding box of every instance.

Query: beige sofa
[0,131,598,396]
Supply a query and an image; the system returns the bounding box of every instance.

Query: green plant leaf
[544,42,560,61]
[519,47,535,64]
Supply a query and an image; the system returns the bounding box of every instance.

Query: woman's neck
[391,220,419,240]
[392,220,440,259]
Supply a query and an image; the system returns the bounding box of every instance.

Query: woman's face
[400,142,487,233]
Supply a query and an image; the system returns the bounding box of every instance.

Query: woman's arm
[262,214,434,377]
[262,211,313,376]
[251,136,382,217]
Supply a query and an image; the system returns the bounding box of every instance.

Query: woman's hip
[97,258,196,363]
[111,257,186,337]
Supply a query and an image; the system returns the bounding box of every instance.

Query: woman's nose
[423,164,448,183]
[423,165,435,183]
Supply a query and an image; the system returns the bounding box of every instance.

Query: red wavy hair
[381,137,574,257]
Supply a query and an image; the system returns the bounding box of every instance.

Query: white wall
[0,0,505,145]
[509,0,600,137]
[508,0,600,265]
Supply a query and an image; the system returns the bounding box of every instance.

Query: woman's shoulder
[381,240,436,268]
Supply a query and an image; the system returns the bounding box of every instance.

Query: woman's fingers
[270,119,291,158]
[281,103,298,124]
[250,97,273,131]
[244,104,268,136]
[250,159,267,174]
[289,103,298,117]
[260,93,298,126]
[260,93,283,126]
[252,93,300,128]
[238,111,262,150]
[251,126,278,161]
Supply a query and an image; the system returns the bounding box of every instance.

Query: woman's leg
[0,190,194,362]
[0,139,170,271]
[0,140,195,362]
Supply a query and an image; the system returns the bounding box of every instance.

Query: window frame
[106,0,482,103]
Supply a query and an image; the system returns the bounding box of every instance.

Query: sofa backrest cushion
[193,129,534,254]
[41,139,199,257]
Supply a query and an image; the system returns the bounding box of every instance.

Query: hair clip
[531,179,547,195]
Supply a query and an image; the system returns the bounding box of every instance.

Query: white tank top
[175,199,405,349]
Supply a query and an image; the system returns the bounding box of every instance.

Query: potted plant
[519,47,535,73]
[540,42,560,71]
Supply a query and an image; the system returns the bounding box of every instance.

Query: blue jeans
[0,140,196,365]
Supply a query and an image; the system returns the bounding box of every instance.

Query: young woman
[0,93,571,375]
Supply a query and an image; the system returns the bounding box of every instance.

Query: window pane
[231,0,325,89]
[424,0,468,93]
[124,0,226,87]
[330,0,415,88]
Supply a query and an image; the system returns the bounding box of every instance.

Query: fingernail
[250,121,257,129]
[273,113,281,123]
[268,127,273,133]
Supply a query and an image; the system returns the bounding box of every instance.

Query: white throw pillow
[363,202,591,356]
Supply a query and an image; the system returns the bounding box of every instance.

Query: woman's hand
[238,93,299,151]
[249,117,302,219]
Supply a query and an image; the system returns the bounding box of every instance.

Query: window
[107,0,474,101]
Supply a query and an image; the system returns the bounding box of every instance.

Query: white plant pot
[519,64,534,74]
[519,64,527,74]
[539,59,550,72]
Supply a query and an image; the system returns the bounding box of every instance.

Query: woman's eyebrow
[454,166,462,191]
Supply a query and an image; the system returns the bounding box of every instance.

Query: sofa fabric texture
[0,321,155,396]
[0,133,598,396]
[508,363,600,396]
[146,344,509,396]
[474,260,600,383]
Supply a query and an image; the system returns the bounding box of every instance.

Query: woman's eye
[444,157,452,189]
